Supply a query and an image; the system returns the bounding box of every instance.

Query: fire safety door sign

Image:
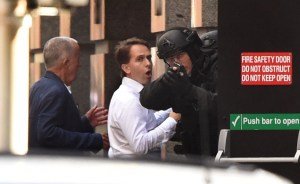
[241,52,292,85]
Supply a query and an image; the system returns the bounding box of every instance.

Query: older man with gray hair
[29,37,109,154]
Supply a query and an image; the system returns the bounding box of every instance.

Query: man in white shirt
[108,37,181,159]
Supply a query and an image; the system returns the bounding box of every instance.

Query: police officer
[139,27,218,158]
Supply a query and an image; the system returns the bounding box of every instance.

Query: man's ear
[62,58,69,65]
[121,64,130,74]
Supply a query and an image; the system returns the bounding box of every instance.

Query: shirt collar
[122,77,144,93]
[64,84,72,94]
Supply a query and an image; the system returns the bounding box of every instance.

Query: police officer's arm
[140,65,192,111]
[163,65,217,113]
[139,75,173,111]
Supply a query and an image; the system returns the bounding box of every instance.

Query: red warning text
[241,52,292,85]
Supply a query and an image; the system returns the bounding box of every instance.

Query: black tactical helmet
[156,27,203,63]
[200,30,218,52]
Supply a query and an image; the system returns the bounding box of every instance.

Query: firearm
[173,62,185,77]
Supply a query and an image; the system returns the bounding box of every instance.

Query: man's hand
[169,111,181,123]
[101,133,110,151]
[161,67,181,86]
[85,105,108,128]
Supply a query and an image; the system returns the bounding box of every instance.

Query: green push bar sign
[230,113,300,130]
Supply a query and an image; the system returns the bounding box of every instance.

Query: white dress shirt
[108,77,177,158]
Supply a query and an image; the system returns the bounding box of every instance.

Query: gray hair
[43,37,78,68]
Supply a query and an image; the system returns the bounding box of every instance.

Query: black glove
[161,64,193,96]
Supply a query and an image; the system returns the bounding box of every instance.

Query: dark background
[218,0,300,182]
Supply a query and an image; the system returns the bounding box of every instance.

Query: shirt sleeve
[117,100,176,154]
[153,108,172,126]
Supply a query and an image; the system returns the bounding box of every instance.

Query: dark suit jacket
[29,71,103,152]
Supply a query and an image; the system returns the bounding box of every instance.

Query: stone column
[0,0,30,155]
